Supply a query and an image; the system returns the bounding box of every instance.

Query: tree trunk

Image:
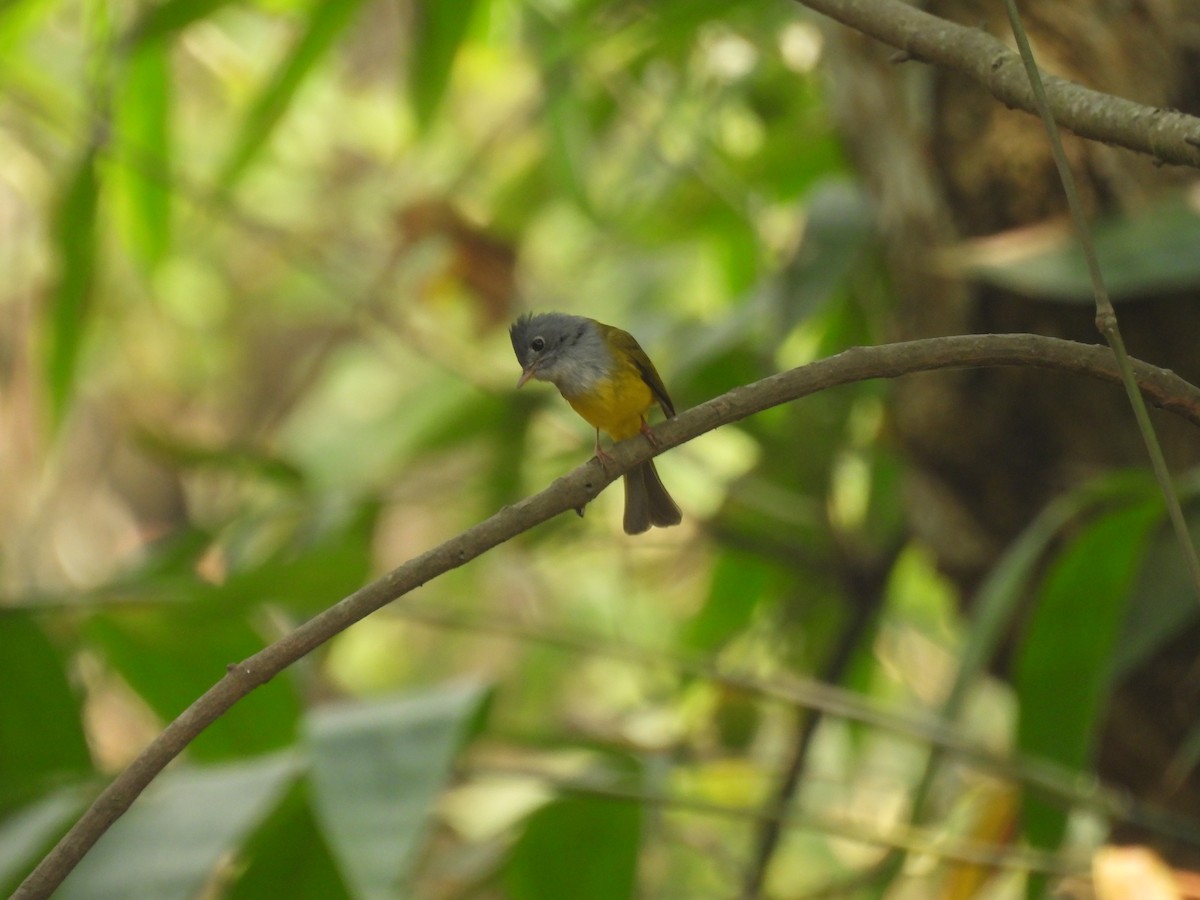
[823,0,1200,861]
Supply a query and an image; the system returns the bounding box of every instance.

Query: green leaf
[1115,512,1200,680]
[84,604,301,760]
[777,179,873,331]
[222,500,379,615]
[504,793,642,900]
[45,145,101,427]
[57,753,300,900]
[305,680,490,898]
[216,0,367,191]
[878,472,1159,895]
[544,65,594,215]
[136,429,307,487]
[115,41,171,270]
[684,549,773,654]
[228,782,351,900]
[968,192,1200,302]
[0,789,88,896]
[1015,497,1163,860]
[0,612,91,811]
[408,0,483,131]
[126,0,236,45]
[951,472,1156,720]
[0,0,52,55]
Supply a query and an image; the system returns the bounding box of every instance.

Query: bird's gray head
[509,312,608,395]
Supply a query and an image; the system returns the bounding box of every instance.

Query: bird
[510,312,682,534]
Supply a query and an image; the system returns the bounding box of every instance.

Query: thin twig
[461,762,1088,879]
[389,602,1200,848]
[14,333,1200,899]
[998,0,1200,604]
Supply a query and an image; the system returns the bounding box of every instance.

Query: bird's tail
[623,460,682,535]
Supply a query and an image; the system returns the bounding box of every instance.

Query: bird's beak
[516,365,536,389]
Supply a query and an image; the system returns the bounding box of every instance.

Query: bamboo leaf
[216,0,367,192]
[1015,497,1162,863]
[115,41,171,271]
[126,0,235,45]
[409,0,482,131]
[45,145,100,428]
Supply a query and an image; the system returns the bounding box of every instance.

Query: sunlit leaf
[114,40,171,270]
[306,681,490,899]
[57,754,300,900]
[1015,496,1163,864]
[684,549,773,654]
[217,0,367,191]
[0,0,52,54]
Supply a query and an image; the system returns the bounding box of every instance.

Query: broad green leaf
[216,0,367,191]
[878,472,1159,896]
[57,753,300,900]
[0,612,91,811]
[968,192,1200,302]
[228,782,351,900]
[0,789,88,896]
[504,793,642,900]
[306,680,489,899]
[1015,497,1163,867]
[952,472,1156,720]
[115,41,171,270]
[84,604,301,760]
[45,145,100,427]
[1115,513,1200,680]
[408,0,483,131]
[684,549,773,654]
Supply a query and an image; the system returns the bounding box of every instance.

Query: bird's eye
[530,337,545,352]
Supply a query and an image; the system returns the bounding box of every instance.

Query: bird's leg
[593,428,615,465]
[639,417,661,450]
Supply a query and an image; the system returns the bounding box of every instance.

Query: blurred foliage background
[4,0,1200,898]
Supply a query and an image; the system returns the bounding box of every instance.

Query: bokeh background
[5,1,1200,898]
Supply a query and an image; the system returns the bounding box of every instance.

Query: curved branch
[15,333,1200,899]
[793,0,1200,169]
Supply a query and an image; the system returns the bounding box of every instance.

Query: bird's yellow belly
[563,370,653,441]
